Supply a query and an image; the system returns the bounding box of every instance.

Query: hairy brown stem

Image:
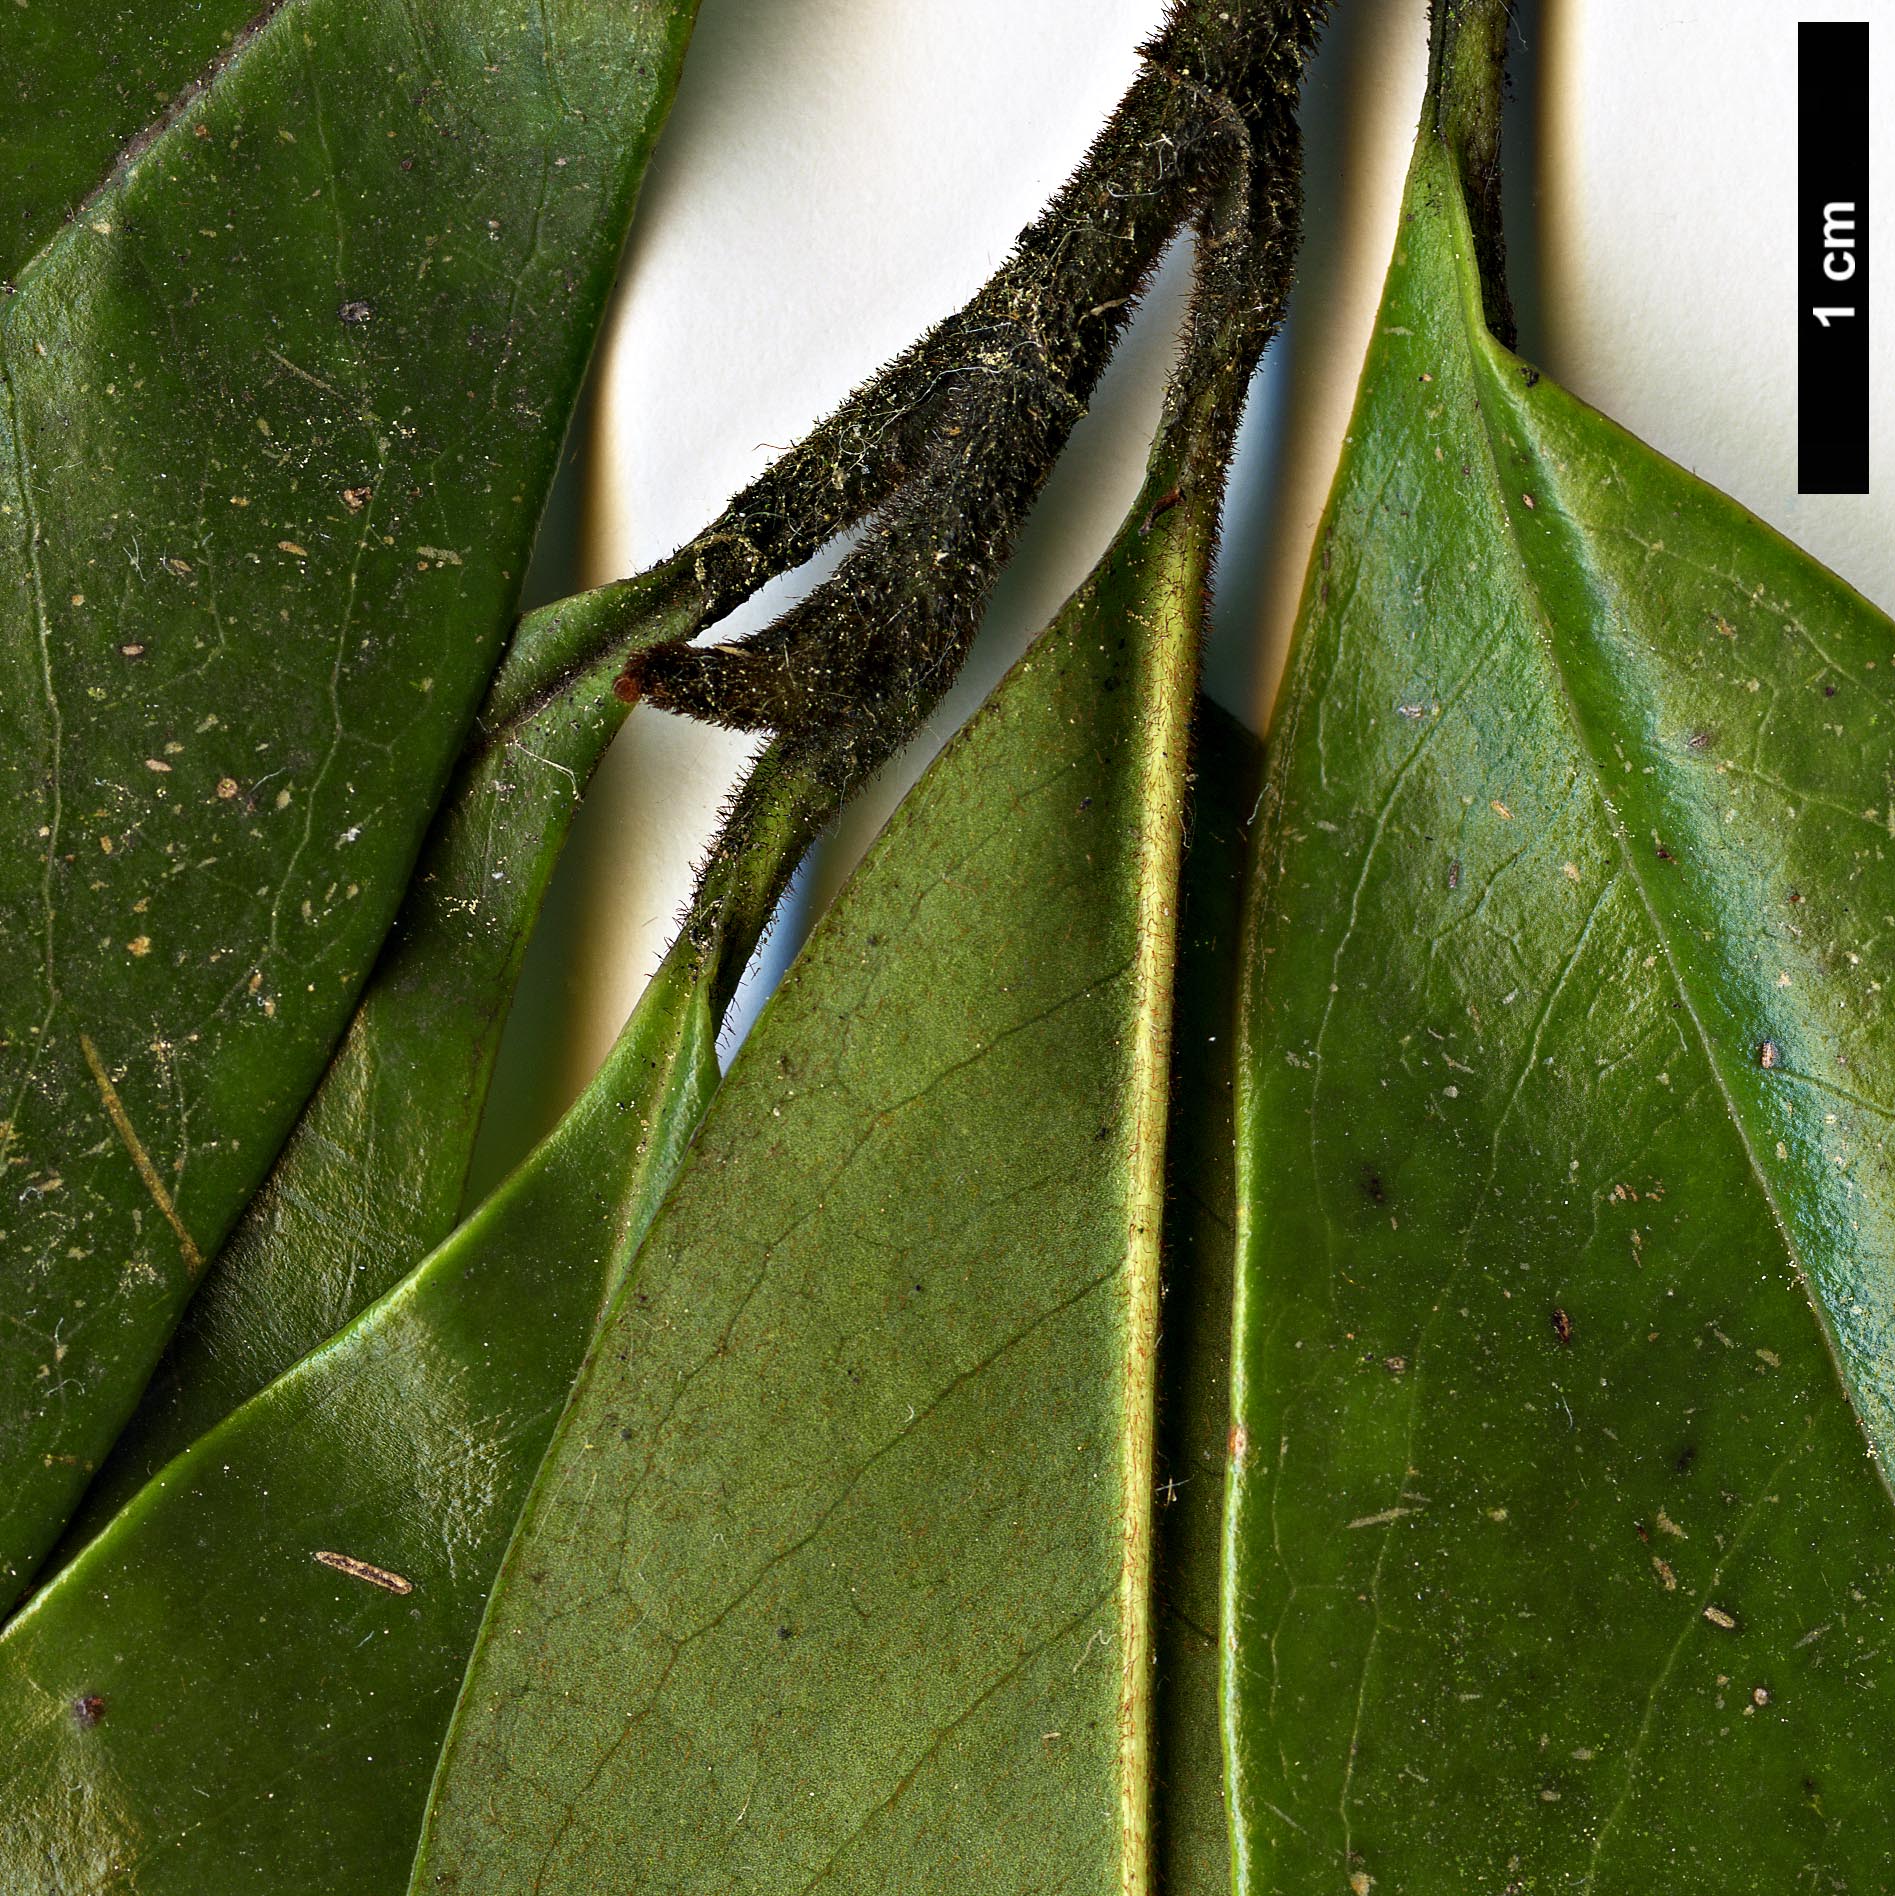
[668,0,1331,993]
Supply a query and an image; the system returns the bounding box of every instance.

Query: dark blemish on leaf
[1824,682,1839,697]
[1675,1444,1698,1475]
[1447,858,1461,891]
[399,156,415,172]
[611,672,641,706]
[72,1696,106,1729]
[338,299,374,326]
[1078,796,1093,812]
[1552,1307,1574,1347]
[1361,1167,1387,1204]
[1758,1040,1780,1070]
[1521,364,1540,388]
[1139,484,1182,534]
[776,1626,793,1640]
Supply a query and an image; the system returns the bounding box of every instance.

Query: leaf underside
[63,581,694,1546]
[0,0,698,1597]
[1226,129,1895,1890]
[409,463,1215,1893]
[0,938,719,1894]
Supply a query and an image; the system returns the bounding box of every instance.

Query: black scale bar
[1799,21,1870,495]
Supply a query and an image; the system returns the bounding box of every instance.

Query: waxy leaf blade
[1225,123,1895,1891]
[0,0,261,281]
[410,466,1216,1894]
[65,580,696,1539]
[0,0,699,1598]
[0,938,719,1893]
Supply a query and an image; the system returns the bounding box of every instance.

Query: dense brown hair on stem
[617,0,1333,977]
[469,2,1333,1009]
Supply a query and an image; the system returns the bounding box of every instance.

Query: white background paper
[472,1,1895,1176]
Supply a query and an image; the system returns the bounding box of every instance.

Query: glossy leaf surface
[1225,78,1895,1894]
[0,936,719,1894]
[409,454,1218,1894]
[0,0,259,280]
[0,0,699,1598]
[66,578,695,1542]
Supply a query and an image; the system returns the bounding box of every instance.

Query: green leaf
[1225,26,1895,1891]
[0,0,260,281]
[407,449,1221,1894]
[0,0,699,1599]
[0,931,719,1894]
[63,576,696,1544]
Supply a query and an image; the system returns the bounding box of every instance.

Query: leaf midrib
[1114,508,1209,1896]
[0,0,296,312]
[1434,141,1871,1484]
